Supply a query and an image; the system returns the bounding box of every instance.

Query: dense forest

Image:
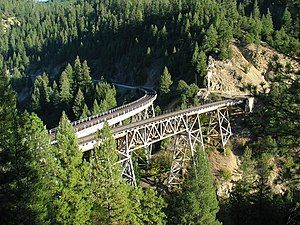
[0,0,299,224]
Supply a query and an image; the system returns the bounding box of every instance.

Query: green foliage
[130,187,167,225]
[92,99,100,115]
[250,73,300,156]
[176,147,221,225]
[204,25,218,53]
[261,9,274,42]
[90,123,132,224]
[95,81,117,111]
[80,104,90,119]
[177,80,199,109]
[59,65,73,105]
[220,169,232,182]
[159,66,173,95]
[72,88,85,119]
[51,112,92,225]
[17,113,54,224]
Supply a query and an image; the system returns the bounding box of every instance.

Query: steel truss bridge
[50,87,254,188]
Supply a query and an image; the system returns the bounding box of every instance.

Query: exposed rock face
[202,43,299,97]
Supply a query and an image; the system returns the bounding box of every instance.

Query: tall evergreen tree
[90,123,132,224]
[177,147,221,225]
[95,81,117,110]
[16,113,54,225]
[229,147,256,225]
[282,8,292,33]
[261,9,274,42]
[51,112,92,225]
[130,187,167,225]
[204,25,218,53]
[73,56,82,90]
[72,88,85,119]
[59,67,73,105]
[92,99,101,115]
[0,70,18,225]
[159,66,173,94]
[81,104,90,119]
[80,60,93,94]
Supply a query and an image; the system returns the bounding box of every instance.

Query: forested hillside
[0,0,299,224]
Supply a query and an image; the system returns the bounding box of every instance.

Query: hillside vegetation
[0,0,299,225]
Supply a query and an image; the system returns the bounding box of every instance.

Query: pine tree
[229,147,256,224]
[59,67,73,105]
[282,8,292,33]
[252,0,260,19]
[63,63,74,82]
[17,113,54,225]
[51,81,60,108]
[0,70,18,225]
[98,99,109,113]
[177,147,221,225]
[80,104,90,119]
[95,81,117,110]
[31,82,41,112]
[130,187,167,225]
[262,9,274,42]
[80,60,93,93]
[159,66,173,94]
[73,56,82,90]
[90,124,132,224]
[72,88,85,119]
[196,51,207,85]
[51,112,92,225]
[204,25,218,52]
[92,99,100,115]
[192,42,199,67]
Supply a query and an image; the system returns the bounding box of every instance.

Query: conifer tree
[73,56,82,90]
[204,25,218,52]
[159,66,173,94]
[98,99,109,113]
[95,81,117,109]
[72,88,85,119]
[80,60,93,93]
[192,42,199,66]
[17,113,54,225]
[262,9,274,42]
[90,123,132,224]
[63,63,74,83]
[229,147,256,224]
[51,81,60,108]
[81,104,90,119]
[130,187,167,225]
[31,83,41,112]
[59,67,73,105]
[92,99,100,115]
[51,112,92,225]
[177,147,221,225]
[282,8,292,33]
[0,70,18,225]
[253,0,260,20]
[196,51,207,85]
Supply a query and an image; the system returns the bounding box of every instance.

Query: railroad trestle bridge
[49,86,254,187]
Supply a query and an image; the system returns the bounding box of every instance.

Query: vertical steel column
[121,133,137,186]
[167,134,190,189]
[217,108,232,153]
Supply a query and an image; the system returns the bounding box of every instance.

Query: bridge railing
[49,93,157,135]
[73,93,157,133]
[111,99,244,135]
